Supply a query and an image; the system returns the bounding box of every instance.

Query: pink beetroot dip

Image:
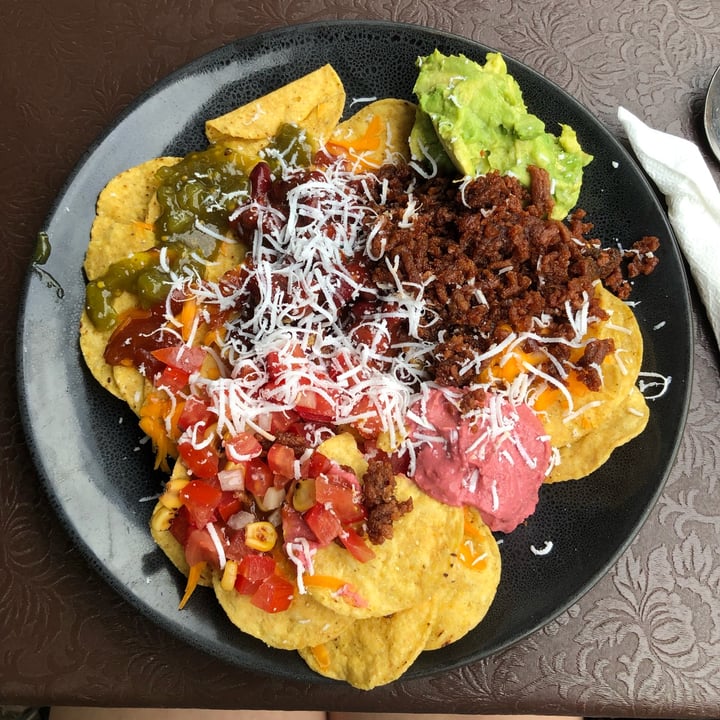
[408,388,552,534]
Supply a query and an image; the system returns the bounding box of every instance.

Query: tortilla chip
[79,291,142,401]
[316,432,368,479]
[205,65,345,153]
[424,508,501,650]
[306,475,463,619]
[95,156,181,227]
[547,385,649,482]
[328,98,417,168]
[212,575,351,650]
[79,310,123,398]
[84,216,157,281]
[538,284,644,448]
[112,365,150,416]
[85,155,198,309]
[205,241,248,282]
[299,598,437,690]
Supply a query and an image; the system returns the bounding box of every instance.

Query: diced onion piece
[259,486,286,511]
[267,507,283,527]
[218,465,246,492]
[227,510,255,530]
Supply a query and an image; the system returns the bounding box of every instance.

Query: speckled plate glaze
[18,21,693,685]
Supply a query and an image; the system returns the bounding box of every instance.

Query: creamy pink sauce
[409,389,551,534]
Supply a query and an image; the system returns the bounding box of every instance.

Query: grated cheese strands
[138,148,640,496]
[156,159,446,458]
[206,522,227,570]
[285,538,316,595]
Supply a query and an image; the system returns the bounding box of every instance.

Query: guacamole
[411,50,592,219]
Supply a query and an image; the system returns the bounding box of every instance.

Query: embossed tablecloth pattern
[3,0,720,716]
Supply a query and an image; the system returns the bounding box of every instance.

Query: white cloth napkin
[618,105,720,350]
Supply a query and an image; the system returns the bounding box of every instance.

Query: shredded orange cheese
[302,574,348,592]
[178,561,206,609]
[457,511,489,571]
[326,114,383,166]
[180,297,198,343]
[310,643,331,670]
[139,391,177,470]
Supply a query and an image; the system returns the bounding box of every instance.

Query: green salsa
[261,122,314,174]
[84,247,207,330]
[155,143,250,240]
[85,123,315,331]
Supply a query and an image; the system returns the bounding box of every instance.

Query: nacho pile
[79,59,656,688]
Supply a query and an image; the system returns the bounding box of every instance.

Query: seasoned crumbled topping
[363,164,658,388]
[362,459,413,544]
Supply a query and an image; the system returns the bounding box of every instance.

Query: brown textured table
[3,1,720,716]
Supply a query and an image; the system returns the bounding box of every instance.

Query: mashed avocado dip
[410,50,592,220]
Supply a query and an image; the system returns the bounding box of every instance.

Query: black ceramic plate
[18,21,693,685]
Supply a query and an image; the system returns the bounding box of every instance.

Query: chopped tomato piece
[235,553,276,594]
[348,322,390,357]
[178,435,220,479]
[304,503,342,546]
[268,409,300,434]
[177,396,215,432]
[169,504,191,545]
[156,364,190,392]
[151,344,207,374]
[295,387,335,422]
[315,471,365,524]
[225,431,262,463]
[238,553,276,583]
[235,574,261,595]
[327,349,359,383]
[303,450,333,478]
[265,351,284,381]
[179,480,222,527]
[349,395,385,439]
[281,505,317,544]
[225,528,255,562]
[338,526,375,563]
[250,574,294,613]
[266,442,296,479]
[216,492,242,522]
[244,457,274,498]
[184,527,221,567]
[236,556,274,595]
[266,344,305,381]
[284,420,324,442]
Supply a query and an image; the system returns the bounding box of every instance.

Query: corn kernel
[291,477,316,512]
[151,504,175,532]
[221,559,238,592]
[244,521,278,552]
